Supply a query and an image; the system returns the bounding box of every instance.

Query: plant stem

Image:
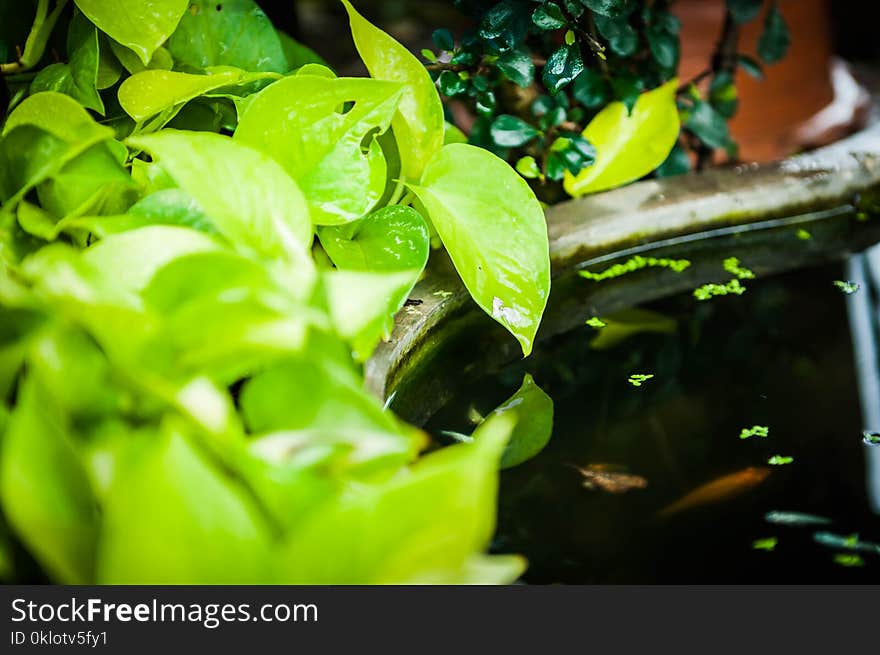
[696,11,740,170]
[0,0,68,75]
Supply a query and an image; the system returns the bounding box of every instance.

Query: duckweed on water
[693,279,747,300]
[740,425,769,439]
[723,257,756,280]
[833,280,860,294]
[585,317,607,328]
[628,374,654,387]
[833,554,865,567]
[768,455,794,465]
[578,255,691,282]
[752,537,778,551]
[796,229,812,240]
[863,431,880,446]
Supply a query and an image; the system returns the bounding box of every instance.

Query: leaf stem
[0,0,68,75]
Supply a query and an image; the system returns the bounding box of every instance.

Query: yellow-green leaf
[409,144,550,356]
[564,78,680,197]
[73,0,188,65]
[119,68,270,123]
[341,0,444,181]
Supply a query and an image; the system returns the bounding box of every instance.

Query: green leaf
[594,14,638,58]
[646,25,679,70]
[409,144,550,355]
[727,0,763,24]
[481,374,553,469]
[324,268,423,360]
[737,54,764,79]
[2,91,112,144]
[515,155,541,179]
[543,44,584,95]
[240,354,416,467]
[490,114,539,148]
[572,68,611,108]
[432,28,455,51]
[0,375,99,584]
[564,78,679,196]
[496,50,534,88]
[127,130,313,259]
[108,39,173,75]
[235,75,402,225]
[36,141,137,220]
[438,70,467,96]
[276,413,517,583]
[685,100,731,149]
[656,142,691,177]
[341,0,444,181]
[167,0,287,73]
[118,67,272,123]
[277,30,329,71]
[30,25,104,114]
[0,93,115,208]
[758,3,791,64]
[73,0,188,65]
[98,424,272,583]
[583,0,635,18]
[318,205,429,273]
[532,3,567,30]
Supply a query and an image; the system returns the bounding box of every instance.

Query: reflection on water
[426,262,880,583]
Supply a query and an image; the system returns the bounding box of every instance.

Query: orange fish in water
[657,467,771,519]
[568,464,648,494]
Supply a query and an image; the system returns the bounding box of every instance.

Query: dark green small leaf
[656,142,691,177]
[646,27,679,70]
[709,71,738,118]
[583,0,635,18]
[531,95,555,117]
[475,90,497,117]
[432,28,455,51]
[480,1,515,38]
[497,50,534,88]
[438,70,468,96]
[686,100,731,149]
[737,54,764,79]
[758,3,791,64]
[611,73,644,113]
[537,106,567,131]
[727,0,763,24]
[594,15,638,57]
[532,3,567,30]
[543,44,584,95]
[546,150,567,181]
[490,114,539,147]
[572,69,610,108]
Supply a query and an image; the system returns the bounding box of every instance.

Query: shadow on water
[426,261,880,583]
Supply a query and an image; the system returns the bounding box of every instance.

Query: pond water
[425,261,880,583]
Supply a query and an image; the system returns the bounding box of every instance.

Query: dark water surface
[426,262,880,583]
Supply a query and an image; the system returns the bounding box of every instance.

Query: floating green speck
[796,229,812,240]
[863,431,880,446]
[579,255,691,282]
[833,553,865,567]
[628,373,654,387]
[585,316,607,328]
[833,280,860,295]
[694,278,747,301]
[768,455,794,465]
[752,537,778,551]
[723,257,755,280]
[740,425,769,439]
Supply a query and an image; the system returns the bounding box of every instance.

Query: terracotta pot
[675,0,867,162]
